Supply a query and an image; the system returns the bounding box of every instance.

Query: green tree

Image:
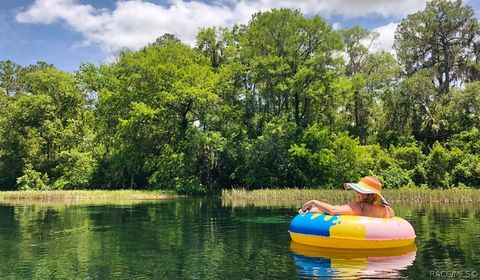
[340,26,378,76]
[94,38,217,190]
[447,82,480,134]
[0,66,93,190]
[379,69,444,146]
[451,154,480,187]
[394,0,479,93]
[245,118,297,188]
[196,26,228,69]
[340,26,401,143]
[239,9,343,128]
[0,60,24,95]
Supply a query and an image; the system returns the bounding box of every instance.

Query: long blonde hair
[361,193,381,205]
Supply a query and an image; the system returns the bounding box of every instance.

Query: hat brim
[344,183,389,205]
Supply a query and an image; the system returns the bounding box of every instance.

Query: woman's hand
[298,200,354,215]
[299,200,316,213]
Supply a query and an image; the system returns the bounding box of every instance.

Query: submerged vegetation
[0,0,479,193]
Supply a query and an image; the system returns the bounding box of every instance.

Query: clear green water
[0,199,479,279]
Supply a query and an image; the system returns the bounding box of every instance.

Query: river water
[0,198,479,279]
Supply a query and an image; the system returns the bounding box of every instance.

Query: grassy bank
[0,190,177,203]
[222,188,480,205]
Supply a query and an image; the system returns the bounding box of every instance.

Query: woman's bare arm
[299,200,355,215]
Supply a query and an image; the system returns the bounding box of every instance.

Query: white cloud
[372,22,398,53]
[246,0,429,18]
[15,0,428,53]
[16,0,253,51]
[331,22,342,31]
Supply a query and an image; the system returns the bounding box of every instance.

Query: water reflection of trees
[0,199,298,279]
[0,199,478,279]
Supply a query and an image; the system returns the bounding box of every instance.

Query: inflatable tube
[289,212,415,249]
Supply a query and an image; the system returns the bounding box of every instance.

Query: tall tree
[340,26,378,76]
[196,26,228,69]
[340,26,401,143]
[394,0,479,93]
[94,38,217,190]
[239,9,343,128]
[0,60,24,95]
[447,82,480,134]
[0,66,93,190]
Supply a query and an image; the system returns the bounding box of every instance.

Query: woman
[299,176,394,218]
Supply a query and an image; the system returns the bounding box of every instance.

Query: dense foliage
[1,0,479,193]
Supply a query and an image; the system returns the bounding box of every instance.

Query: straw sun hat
[344,176,389,205]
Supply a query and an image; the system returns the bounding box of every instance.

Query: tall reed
[0,190,176,202]
[222,188,480,204]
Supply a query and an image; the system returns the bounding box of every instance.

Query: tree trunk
[443,41,450,93]
[179,100,193,140]
[294,91,300,126]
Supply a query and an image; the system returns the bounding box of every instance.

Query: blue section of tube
[289,213,339,237]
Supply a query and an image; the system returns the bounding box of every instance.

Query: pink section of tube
[364,217,416,240]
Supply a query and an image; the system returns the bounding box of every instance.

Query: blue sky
[1,0,478,72]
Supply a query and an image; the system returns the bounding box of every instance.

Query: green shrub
[425,142,451,188]
[330,132,366,186]
[16,164,50,190]
[289,125,369,188]
[448,128,480,154]
[451,154,480,188]
[53,149,96,189]
[148,146,187,190]
[360,144,397,182]
[390,145,425,170]
[244,118,297,188]
[411,164,427,185]
[378,165,411,188]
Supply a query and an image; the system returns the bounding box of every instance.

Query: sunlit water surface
[0,198,479,279]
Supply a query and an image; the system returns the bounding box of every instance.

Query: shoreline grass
[0,190,178,203]
[221,188,480,204]
[3,188,480,205]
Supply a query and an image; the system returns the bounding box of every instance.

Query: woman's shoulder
[375,204,394,218]
[345,202,362,215]
[363,203,394,218]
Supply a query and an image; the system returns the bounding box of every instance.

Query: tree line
[0,0,479,193]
